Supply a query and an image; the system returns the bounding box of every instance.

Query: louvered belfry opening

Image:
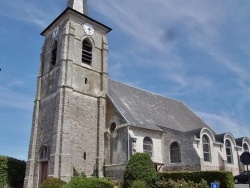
[82,39,92,65]
[51,40,57,66]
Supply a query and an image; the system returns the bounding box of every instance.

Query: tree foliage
[123,153,156,188]
[0,156,26,188]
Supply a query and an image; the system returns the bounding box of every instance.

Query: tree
[123,153,156,188]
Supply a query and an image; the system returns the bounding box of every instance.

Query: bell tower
[24,1,111,187]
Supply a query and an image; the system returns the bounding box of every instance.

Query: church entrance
[40,145,49,184]
[40,161,48,184]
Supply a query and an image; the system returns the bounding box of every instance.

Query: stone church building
[24,0,250,187]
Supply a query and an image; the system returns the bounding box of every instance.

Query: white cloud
[8,80,25,87]
[197,111,250,139]
[0,1,57,28]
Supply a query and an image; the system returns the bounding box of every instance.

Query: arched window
[243,143,249,152]
[225,140,233,164]
[202,135,211,162]
[51,41,57,66]
[170,142,181,163]
[143,137,153,158]
[82,39,92,65]
[40,145,48,160]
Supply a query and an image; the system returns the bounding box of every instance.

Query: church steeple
[67,0,88,15]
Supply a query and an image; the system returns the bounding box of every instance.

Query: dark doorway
[40,161,48,184]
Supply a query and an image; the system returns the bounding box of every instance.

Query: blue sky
[0,0,250,160]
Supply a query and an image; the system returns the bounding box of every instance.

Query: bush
[156,178,209,188]
[157,171,234,188]
[123,153,156,188]
[0,156,26,188]
[105,178,121,188]
[0,157,8,187]
[64,177,113,188]
[131,180,147,188]
[39,177,66,188]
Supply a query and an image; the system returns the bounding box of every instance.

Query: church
[24,1,250,187]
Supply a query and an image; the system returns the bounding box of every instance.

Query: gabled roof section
[108,79,211,132]
[41,7,112,36]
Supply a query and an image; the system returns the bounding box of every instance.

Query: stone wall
[105,164,126,181]
[161,127,201,171]
[105,98,127,165]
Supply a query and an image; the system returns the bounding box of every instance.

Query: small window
[225,140,233,164]
[202,135,211,162]
[109,123,116,133]
[40,145,48,160]
[170,142,181,163]
[143,137,153,158]
[82,39,92,64]
[51,41,57,66]
[243,143,249,152]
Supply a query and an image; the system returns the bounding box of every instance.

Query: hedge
[39,177,66,188]
[157,171,234,188]
[0,156,26,188]
[64,177,114,188]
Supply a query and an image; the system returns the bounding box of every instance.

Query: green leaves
[123,153,157,188]
[157,171,234,188]
[39,177,66,188]
[64,177,113,188]
[0,156,26,188]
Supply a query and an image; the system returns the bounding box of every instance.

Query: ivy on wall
[0,156,26,188]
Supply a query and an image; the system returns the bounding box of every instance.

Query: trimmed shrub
[39,177,66,188]
[156,178,209,188]
[0,156,26,188]
[131,180,147,188]
[157,171,234,188]
[105,178,121,188]
[64,177,113,188]
[123,153,156,188]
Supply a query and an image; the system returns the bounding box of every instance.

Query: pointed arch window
[170,142,181,163]
[225,140,233,164]
[202,135,211,162]
[40,145,48,160]
[143,137,153,158]
[243,143,249,152]
[51,41,57,66]
[82,39,92,65]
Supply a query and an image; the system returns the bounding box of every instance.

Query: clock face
[83,23,94,36]
[52,26,60,39]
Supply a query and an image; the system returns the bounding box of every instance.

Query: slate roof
[214,133,226,143]
[235,138,243,146]
[108,79,211,132]
[235,137,248,147]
